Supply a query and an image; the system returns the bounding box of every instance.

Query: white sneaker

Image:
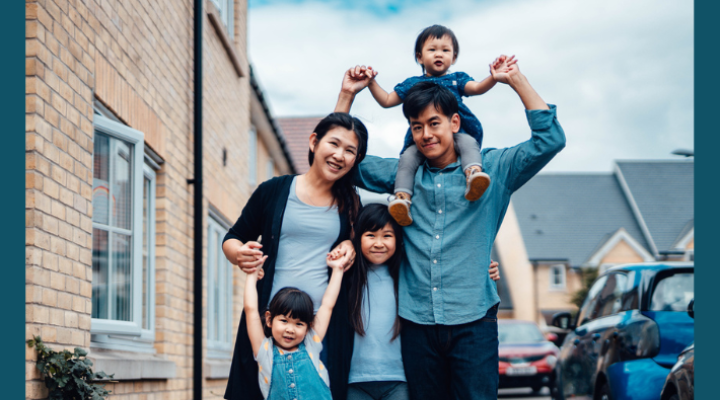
[388,195,413,226]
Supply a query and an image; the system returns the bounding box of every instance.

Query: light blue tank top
[348,264,406,383]
[270,177,341,312]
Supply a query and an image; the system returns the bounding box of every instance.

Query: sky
[246,0,693,172]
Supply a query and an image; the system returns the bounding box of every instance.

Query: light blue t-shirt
[348,264,406,383]
[270,177,341,312]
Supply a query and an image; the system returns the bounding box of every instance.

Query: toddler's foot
[465,166,491,201]
[388,192,413,226]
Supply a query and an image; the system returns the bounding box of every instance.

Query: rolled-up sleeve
[353,155,399,194]
[495,104,566,193]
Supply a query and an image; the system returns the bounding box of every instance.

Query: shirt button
[437,184,441,188]
[290,383,296,388]
[287,355,292,360]
[433,259,437,264]
[435,235,440,239]
[433,287,438,291]
[289,369,293,374]
[438,210,442,214]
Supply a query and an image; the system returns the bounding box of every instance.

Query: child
[366,24,516,226]
[345,204,501,400]
[244,251,346,399]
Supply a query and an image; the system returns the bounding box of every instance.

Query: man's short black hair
[402,81,459,121]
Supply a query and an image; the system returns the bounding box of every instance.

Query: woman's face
[360,223,397,265]
[309,127,359,182]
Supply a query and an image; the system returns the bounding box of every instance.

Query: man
[335,60,566,399]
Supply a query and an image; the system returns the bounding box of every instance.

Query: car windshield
[650,272,694,311]
[498,323,545,344]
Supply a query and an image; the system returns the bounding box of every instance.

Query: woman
[222,112,368,400]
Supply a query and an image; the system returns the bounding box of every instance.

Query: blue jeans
[400,303,499,400]
[347,381,409,400]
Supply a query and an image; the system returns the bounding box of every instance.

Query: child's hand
[490,55,519,85]
[489,260,500,281]
[249,256,268,279]
[326,253,346,271]
[341,65,377,95]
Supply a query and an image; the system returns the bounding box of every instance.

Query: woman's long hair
[308,112,368,224]
[347,204,404,340]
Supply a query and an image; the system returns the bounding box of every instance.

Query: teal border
[2,1,26,399]
[695,0,714,398]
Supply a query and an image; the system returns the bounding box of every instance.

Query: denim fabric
[400,304,499,400]
[268,343,332,400]
[354,105,565,325]
[347,381,409,400]
[394,132,482,196]
[394,72,483,151]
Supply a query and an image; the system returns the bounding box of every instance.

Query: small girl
[244,252,346,399]
[366,24,516,226]
[345,204,500,399]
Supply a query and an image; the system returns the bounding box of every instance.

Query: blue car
[550,263,694,400]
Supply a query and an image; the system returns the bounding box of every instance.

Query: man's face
[409,103,460,168]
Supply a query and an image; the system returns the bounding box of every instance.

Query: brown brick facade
[25,0,288,398]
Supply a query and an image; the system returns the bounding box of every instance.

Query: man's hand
[341,65,377,95]
[235,241,268,274]
[490,54,519,85]
[489,260,501,281]
[328,239,356,272]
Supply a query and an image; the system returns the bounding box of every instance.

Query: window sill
[206,0,246,77]
[89,348,177,380]
[205,359,232,379]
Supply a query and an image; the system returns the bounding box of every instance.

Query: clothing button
[435,235,440,239]
[289,369,293,374]
[437,184,441,188]
[433,287,437,291]
[290,383,295,388]
[438,210,442,214]
[433,259,437,264]
[287,355,292,360]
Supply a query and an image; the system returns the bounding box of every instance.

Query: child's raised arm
[244,255,268,357]
[366,68,403,108]
[464,55,517,96]
[312,254,346,341]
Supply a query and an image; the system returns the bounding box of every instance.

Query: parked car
[498,319,560,394]
[550,263,694,400]
[661,300,694,400]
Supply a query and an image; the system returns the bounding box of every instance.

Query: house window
[249,127,257,187]
[207,214,234,358]
[266,159,275,180]
[91,113,156,350]
[211,0,234,39]
[549,264,566,291]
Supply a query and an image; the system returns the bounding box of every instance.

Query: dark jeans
[347,381,409,400]
[400,304,499,400]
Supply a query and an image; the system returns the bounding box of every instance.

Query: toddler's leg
[390,144,423,226]
[454,133,490,202]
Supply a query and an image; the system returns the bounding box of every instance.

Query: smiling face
[417,34,457,77]
[410,103,460,168]
[308,127,359,182]
[360,223,397,266]
[266,312,309,352]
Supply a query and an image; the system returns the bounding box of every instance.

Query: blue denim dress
[268,343,332,400]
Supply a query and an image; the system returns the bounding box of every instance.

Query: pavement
[498,387,551,400]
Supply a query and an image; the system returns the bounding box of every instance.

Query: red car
[498,320,560,394]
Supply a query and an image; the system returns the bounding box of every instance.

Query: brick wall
[24,0,276,398]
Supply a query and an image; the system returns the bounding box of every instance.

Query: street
[498,387,551,400]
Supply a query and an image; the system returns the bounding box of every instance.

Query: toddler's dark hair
[402,81,459,121]
[415,25,459,73]
[264,287,314,337]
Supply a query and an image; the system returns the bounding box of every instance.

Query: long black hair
[308,112,368,224]
[347,204,404,340]
[264,287,314,337]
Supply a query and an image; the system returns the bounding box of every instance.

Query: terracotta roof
[277,117,324,174]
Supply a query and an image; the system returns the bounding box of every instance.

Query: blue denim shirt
[354,105,565,325]
[395,72,483,151]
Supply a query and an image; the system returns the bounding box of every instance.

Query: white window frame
[90,114,159,354]
[211,0,234,39]
[249,127,257,187]
[549,264,567,291]
[207,213,234,358]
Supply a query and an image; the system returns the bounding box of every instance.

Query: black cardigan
[223,175,355,400]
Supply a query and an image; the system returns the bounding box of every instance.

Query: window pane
[651,273,694,311]
[92,229,109,319]
[213,234,221,341]
[113,140,133,230]
[112,233,133,321]
[142,177,150,330]
[93,134,110,225]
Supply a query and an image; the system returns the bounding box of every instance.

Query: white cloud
[248,0,693,171]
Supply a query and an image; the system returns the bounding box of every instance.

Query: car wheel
[551,369,565,400]
[596,382,612,400]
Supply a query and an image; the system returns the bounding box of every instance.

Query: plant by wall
[27,336,114,400]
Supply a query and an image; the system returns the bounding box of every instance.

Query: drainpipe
[190,0,204,398]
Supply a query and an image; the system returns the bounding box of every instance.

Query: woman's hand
[341,65,377,95]
[489,260,501,281]
[328,240,356,272]
[235,241,268,274]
